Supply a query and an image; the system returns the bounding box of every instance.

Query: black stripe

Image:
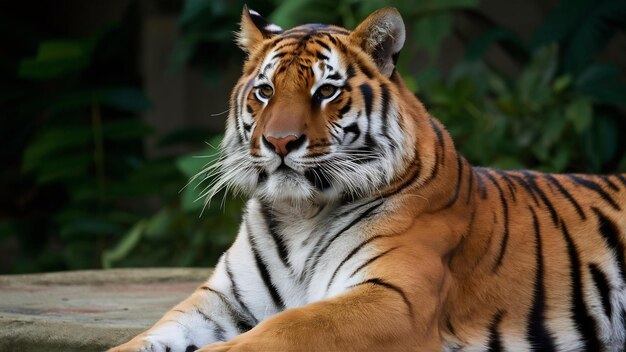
[446,315,456,335]
[472,212,497,270]
[487,310,505,352]
[443,154,464,209]
[357,60,374,79]
[246,220,285,310]
[379,83,391,139]
[561,222,602,351]
[316,52,329,61]
[314,39,331,51]
[205,287,254,333]
[225,252,258,324]
[466,166,475,204]
[342,123,360,144]
[338,97,352,117]
[522,172,559,226]
[232,84,244,144]
[196,309,226,341]
[352,278,412,314]
[494,170,517,202]
[327,72,341,80]
[527,207,556,351]
[567,174,620,211]
[482,171,509,272]
[597,175,619,192]
[305,201,384,280]
[381,157,422,199]
[304,167,333,191]
[598,175,619,191]
[616,174,626,188]
[323,32,338,44]
[348,246,398,278]
[588,263,612,319]
[544,174,586,220]
[326,235,387,292]
[346,64,356,79]
[185,345,197,352]
[260,202,290,271]
[271,52,286,60]
[359,83,373,118]
[592,208,626,284]
[475,168,488,199]
[430,119,446,166]
[508,173,540,206]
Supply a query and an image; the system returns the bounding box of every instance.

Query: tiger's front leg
[108,274,255,352]
[108,235,261,352]
[197,249,447,352]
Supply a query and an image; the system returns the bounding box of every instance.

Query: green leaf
[552,75,572,93]
[464,28,528,64]
[102,119,153,140]
[18,40,93,79]
[22,127,92,172]
[270,0,341,27]
[34,154,92,185]
[531,0,626,74]
[103,87,152,112]
[60,218,125,239]
[530,0,589,50]
[412,13,453,60]
[516,45,558,110]
[583,114,618,171]
[157,127,213,148]
[565,99,593,133]
[101,220,147,269]
[145,209,174,239]
[574,64,626,106]
[176,137,223,177]
[562,0,626,74]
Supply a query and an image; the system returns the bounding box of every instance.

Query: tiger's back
[442,167,626,351]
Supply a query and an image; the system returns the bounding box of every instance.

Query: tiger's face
[216,7,413,204]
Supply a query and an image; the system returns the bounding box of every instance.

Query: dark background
[1,0,625,274]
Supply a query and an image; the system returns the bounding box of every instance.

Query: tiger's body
[110,7,626,352]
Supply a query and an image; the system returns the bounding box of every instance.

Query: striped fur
[110,7,626,352]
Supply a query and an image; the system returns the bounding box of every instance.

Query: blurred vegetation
[1,0,625,273]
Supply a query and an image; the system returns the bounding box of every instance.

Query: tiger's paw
[107,330,195,352]
[109,340,199,352]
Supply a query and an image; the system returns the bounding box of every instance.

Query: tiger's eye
[317,84,338,99]
[257,84,273,99]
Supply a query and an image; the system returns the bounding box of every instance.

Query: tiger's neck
[380,72,488,253]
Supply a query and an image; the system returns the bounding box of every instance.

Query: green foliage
[415,0,626,173]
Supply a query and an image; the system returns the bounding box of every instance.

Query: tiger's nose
[262,134,306,157]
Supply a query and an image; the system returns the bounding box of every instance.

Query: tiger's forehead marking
[256,26,350,87]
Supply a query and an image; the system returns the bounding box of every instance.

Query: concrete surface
[0,268,211,352]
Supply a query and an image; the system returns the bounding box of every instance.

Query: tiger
[110,6,626,352]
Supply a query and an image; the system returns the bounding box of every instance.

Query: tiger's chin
[253,168,343,205]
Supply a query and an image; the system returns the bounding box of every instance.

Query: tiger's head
[212,7,425,204]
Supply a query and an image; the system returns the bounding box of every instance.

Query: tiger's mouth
[269,159,332,191]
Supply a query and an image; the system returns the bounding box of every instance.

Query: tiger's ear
[350,8,405,77]
[236,6,283,53]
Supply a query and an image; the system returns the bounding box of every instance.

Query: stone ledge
[0,268,211,352]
